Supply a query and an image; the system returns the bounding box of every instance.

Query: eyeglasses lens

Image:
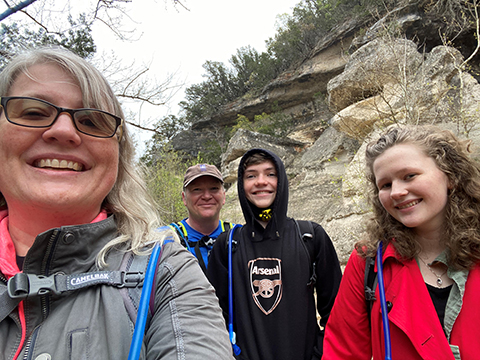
[74,110,117,137]
[7,98,55,126]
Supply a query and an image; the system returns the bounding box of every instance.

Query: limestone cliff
[172,3,480,263]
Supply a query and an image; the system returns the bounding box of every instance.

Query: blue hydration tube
[228,224,242,356]
[376,241,392,360]
[170,222,193,253]
[128,242,162,360]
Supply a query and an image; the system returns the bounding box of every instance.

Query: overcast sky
[91,0,300,149]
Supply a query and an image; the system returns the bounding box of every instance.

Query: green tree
[231,108,294,139]
[143,145,198,224]
[180,60,239,121]
[141,114,190,166]
[0,15,95,69]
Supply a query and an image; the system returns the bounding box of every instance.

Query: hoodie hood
[237,148,288,240]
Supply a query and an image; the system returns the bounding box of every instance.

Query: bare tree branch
[1,0,187,135]
[0,0,38,21]
[126,121,158,132]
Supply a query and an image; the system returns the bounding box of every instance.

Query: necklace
[418,256,447,287]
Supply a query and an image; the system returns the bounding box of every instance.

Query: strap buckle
[7,273,60,299]
[203,237,215,247]
[119,271,144,288]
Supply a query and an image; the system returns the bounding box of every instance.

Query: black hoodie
[208,149,342,360]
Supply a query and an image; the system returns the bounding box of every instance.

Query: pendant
[437,278,443,287]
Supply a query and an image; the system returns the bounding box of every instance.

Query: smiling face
[373,143,450,238]
[0,63,119,222]
[182,176,226,223]
[243,160,278,209]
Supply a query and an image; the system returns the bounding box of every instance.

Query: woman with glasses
[323,125,480,360]
[0,47,233,360]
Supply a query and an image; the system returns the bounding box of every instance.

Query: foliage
[1,1,185,135]
[140,114,190,166]
[198,139,224,168]
[424,0,480,39]
[0,15,96,70]
[231,108,294,138]
[179,60,238,121]
[142,145,197,224]
[179,47,277,121]
[230,115,255,135]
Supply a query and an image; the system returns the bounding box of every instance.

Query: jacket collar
[0,210,115,277]
[374,241,399,272]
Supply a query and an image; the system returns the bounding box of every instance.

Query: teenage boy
[170,164,232,274]
[207,149,342,360]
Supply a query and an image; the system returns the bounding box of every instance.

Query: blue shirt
[172,219,230,269]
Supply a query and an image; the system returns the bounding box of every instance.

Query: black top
[426,283,453,329]
[16,255,24,271]
[207,148,342,360]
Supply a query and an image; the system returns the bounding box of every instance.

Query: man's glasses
[0,96,123,139]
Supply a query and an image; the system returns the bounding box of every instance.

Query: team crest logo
[249,258,282,315]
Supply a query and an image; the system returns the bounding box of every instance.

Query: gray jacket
[0,215,234,359]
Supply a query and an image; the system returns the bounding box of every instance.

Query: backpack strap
[294,219,317,287]
[169,222,189,249]
[221,220,232,232]
[120,250,151,324]
[2,258,146,324]
[364,255,377,323]
[194,236,213,274]
[175,220,233,274]
[7,269,144,300]
[0,284,21,323]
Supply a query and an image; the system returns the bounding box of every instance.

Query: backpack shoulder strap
[169,222,188,248]
[294,219,316,287]
[4,253,149,324]
[221,220,232,232]
[120,250,151,323]
[0,283,21,323]
[364,255,377,323]
[193,238,209,275]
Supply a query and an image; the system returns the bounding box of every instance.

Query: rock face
[172,6,480,264]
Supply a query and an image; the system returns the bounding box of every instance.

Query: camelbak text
[70,273,109,286]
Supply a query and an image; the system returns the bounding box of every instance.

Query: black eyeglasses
[0,96,123,139]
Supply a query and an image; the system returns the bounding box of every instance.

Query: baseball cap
[183,164,224,188]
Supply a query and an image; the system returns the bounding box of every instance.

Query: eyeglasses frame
[0,96,124,141]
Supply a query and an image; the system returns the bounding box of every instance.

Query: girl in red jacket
[323,125,480,360]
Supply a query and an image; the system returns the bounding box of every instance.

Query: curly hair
[0,46,173,266]
[358,125,480,270]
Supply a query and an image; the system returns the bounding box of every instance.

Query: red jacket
[323,243,480,360]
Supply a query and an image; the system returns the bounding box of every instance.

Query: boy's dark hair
[243,151,274,170]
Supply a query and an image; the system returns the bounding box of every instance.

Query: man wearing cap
[169,164,232,274]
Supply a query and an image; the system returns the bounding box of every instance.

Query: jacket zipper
[22,230,60,360]
[22,326,40,360]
